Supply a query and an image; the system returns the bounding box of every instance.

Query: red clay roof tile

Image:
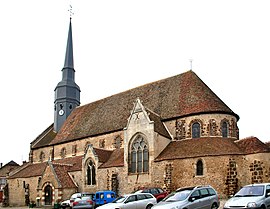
[49,71,238,145]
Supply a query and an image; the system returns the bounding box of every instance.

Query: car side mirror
[189,197,195,202]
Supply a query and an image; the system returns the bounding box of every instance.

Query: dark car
[135,187,168,202]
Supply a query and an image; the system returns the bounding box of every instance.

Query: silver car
[97,193,157,209]
[223,183,270,209]
[152,185,219,209]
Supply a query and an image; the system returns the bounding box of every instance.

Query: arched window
[196,160,203,176]
[129,135,149,174]
[192,122,201,138]
[86,159,96,185]
[222,121,228,138]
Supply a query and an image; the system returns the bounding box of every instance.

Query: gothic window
[192,122,201,138]
[39,151,45,162]
[196,160,203,176]
[222,121,228,138]
[129,135,149,174]
[60,147,66,159]
[86,159,96,185]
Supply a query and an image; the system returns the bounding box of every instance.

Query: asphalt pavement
[0,199,227,209]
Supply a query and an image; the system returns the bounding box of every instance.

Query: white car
[97,193,157,209]
[70,193,82,207]
[223,183,270,209]
[60,199,71,209]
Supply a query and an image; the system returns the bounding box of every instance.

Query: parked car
[97,193,157,209]
[70,193,82,207]
[60,199,71,209]
[152,185,219,209]
[73,196,95,209]
[135,187,168,202]
[93,190,116,207]
[223,183,270,209]
[70,192,95,208]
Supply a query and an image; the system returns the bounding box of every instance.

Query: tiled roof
[235,137,270,154]
[53,156,83,172]
[52,163,77,188]
[49,70,237,145]
[99,148,124,168]
[8,162,46,179]
[31,124,57,149]
[146,109,172,139]
[93,148,113,163]
[9,156,83,179]
[155,138,244,161]
[0,161,20,177]
[265,141,270,148]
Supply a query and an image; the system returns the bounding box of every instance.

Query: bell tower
[54,18,80,132]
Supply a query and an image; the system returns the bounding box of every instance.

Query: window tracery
[129,134,149,174]
[86,159,96,185]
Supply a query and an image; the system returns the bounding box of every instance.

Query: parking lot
[0,199,227,209]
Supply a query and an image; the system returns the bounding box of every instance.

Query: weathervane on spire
[68,4,74,19]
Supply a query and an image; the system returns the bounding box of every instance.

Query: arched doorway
[44,185,52,205]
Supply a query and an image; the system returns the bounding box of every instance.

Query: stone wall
[8,177,39,207]
[164,113,238,140]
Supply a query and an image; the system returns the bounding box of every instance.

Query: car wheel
[211,203,218,209]
[260,205,266,209]
[146,204,153,209]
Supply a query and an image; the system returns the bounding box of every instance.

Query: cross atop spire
[68,4,74,19]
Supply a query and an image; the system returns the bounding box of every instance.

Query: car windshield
[235,186,264,197]
[81,196,91,201]
[163,190,191,202]
[112,196,126,203]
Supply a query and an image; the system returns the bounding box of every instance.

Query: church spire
[64,18,74,70]
[54,18,80,132]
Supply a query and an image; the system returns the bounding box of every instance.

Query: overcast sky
[0,0,269,165]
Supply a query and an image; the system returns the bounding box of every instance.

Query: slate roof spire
[64,18,74,71]
[54,18,80,132]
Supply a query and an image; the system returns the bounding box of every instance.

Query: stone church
[6,19,270,207]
